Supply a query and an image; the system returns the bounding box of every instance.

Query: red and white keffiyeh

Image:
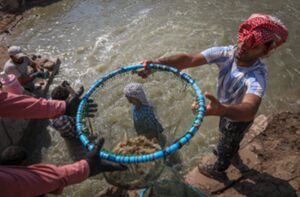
[238,13,288,51]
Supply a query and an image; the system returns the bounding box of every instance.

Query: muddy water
[9,0,300,196]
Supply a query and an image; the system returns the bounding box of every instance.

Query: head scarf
[8,46,23,56]
[238,13,288,51]
[123,83,150,106]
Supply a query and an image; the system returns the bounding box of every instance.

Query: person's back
[132,104,163,136]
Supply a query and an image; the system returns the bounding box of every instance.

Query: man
[3,46,48,91]
[0,90,127,196]
[140,14,288,178]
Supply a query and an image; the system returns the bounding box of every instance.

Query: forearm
[220,103,258,122]
[0,160,89,197]
[0,91,66,119]
[154,53,206,70]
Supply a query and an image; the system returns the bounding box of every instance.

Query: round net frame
[76,64,205,164]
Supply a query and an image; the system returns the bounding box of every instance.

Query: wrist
[154,59,163,65]
[218,103,228,117]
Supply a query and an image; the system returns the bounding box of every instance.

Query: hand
[85,138,128,177]
[61,80,70,87]
[191,100,199,114]
[137,60,155,78]
[61,80,84,96]
[65,85,97,117]
[204,92,225,116]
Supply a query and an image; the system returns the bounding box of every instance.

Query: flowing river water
[8,0,300,196]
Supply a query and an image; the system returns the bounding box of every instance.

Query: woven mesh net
[79,66,202,189]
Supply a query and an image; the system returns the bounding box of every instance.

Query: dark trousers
[214,117,253,171]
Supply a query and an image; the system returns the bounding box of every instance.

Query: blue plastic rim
[76,64,206,164]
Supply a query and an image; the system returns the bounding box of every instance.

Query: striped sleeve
[245,71,267,98]
[200,46,231,65]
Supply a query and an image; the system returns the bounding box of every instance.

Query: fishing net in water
[140,179,207,197]
[76,64,205,189]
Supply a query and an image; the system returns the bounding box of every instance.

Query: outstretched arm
[139,53,208,78]
[0,91,65,119]
[0,160,89,197]
[142,53,207,70]
[204,92,261,122]
[0,139,127,197]
[150,53,208,70]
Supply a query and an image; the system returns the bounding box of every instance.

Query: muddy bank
[0,13,22,67]
[185,109,300,197]
[0,0,62,67]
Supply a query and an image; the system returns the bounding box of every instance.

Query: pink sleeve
[0,91,66,119]
[0,160,90,197]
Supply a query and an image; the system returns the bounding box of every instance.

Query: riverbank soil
[185,111,300,196]
[0,0,60,68]
[0,12,20,67]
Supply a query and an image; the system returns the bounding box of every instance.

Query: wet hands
[191,100,199,114]
[64,81,97,117]
[85,138,128,177]
[136,60,156,78]
[204,92,225,116]
[191,92,225,116]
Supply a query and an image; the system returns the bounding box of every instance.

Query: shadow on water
[212,156,297,197]
[25,0,62,9]
[19,119,88,164]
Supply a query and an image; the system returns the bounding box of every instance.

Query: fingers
[88,138,104,158]
[204,92,218,103]
[76,86,84,97]
[137,70,151,78]
[136,60,154,78]
[61,81,70,87]
[87,98,94,103]
[86,103,97,109]
[86,107,97,113]
[191,101,199,112]
[99,160,128,172]
[139,60,150,69]
[65,85,76,95]
[83,99,98,117]
[86,104,97,109]
[95,138,105,149]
